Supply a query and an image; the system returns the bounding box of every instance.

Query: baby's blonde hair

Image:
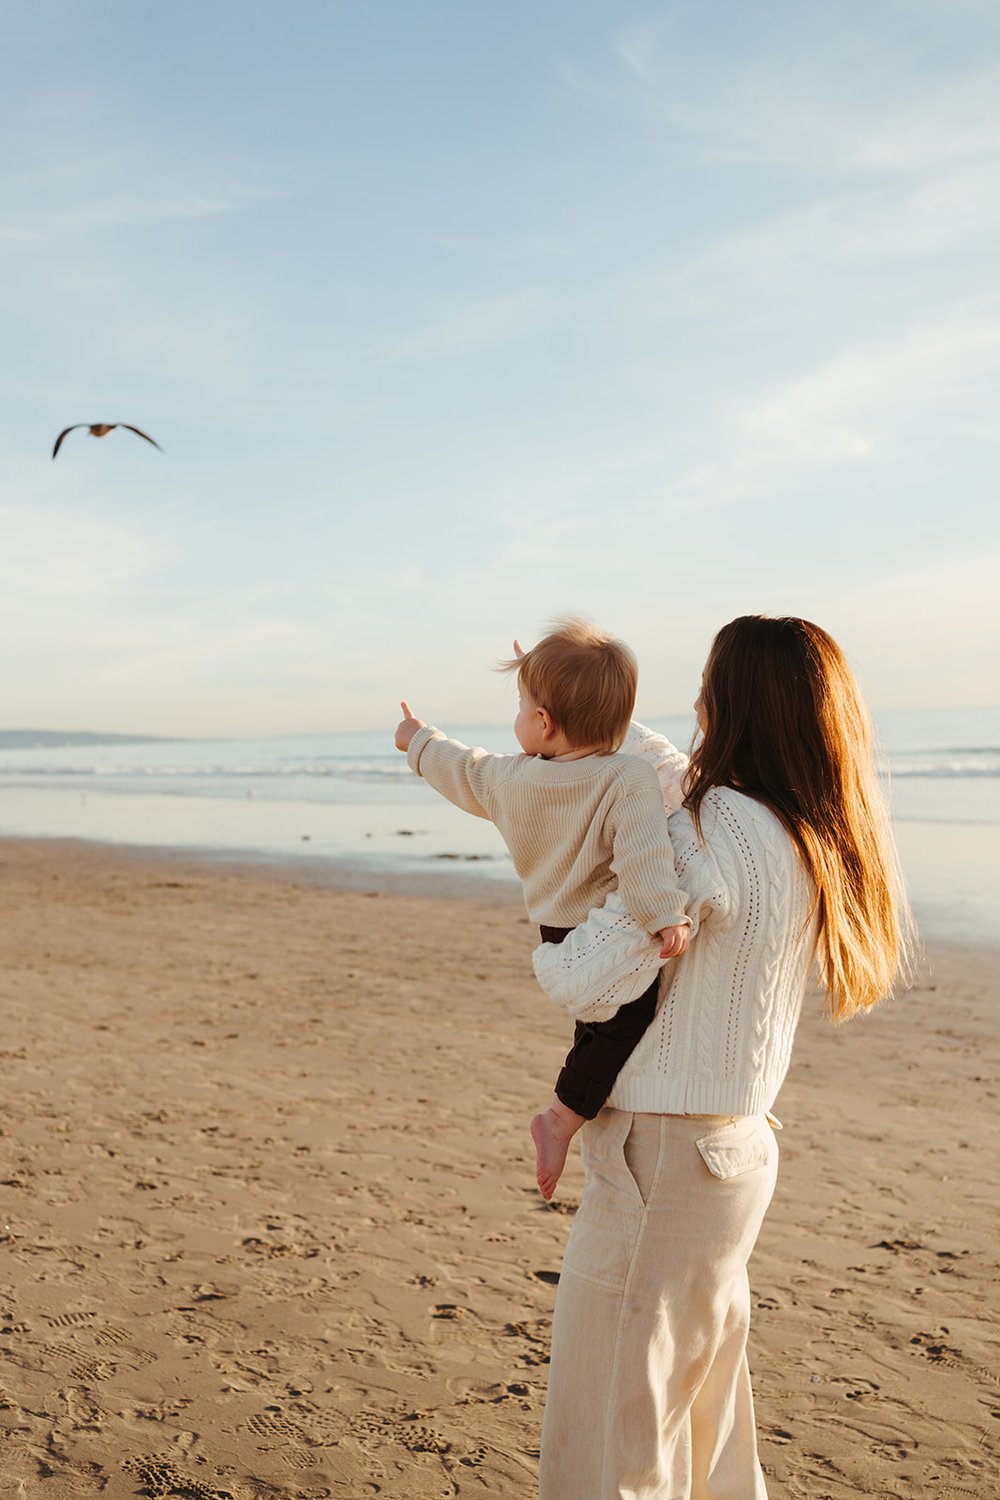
[500,617,637,754]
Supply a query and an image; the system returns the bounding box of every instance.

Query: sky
[1,0,998,736]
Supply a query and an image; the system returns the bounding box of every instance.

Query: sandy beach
[0,837,997,1499]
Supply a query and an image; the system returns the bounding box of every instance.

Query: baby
[394,618,690,1199]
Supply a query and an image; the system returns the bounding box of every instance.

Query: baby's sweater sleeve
[406,726,506,821]
[607,762,690,936]
[532,804,732,1024]
[623,720,689,815]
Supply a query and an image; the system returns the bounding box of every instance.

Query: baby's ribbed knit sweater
[533,722,819,1116]
[407,726,688,933]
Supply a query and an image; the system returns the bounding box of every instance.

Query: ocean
[0,709,997,946]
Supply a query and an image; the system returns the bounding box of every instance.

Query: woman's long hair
[685,616,915,1020]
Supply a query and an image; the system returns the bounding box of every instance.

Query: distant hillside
[0,730,174,749]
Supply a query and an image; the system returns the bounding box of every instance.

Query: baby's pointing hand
[395,700,427,753]
[658,924,691,960]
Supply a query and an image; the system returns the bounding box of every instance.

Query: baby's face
[514,692,547,756]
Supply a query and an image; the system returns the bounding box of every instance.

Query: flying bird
[52,423,163,460]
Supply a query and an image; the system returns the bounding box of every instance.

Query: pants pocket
[561,1110,645,1291]
[622,1115,664,1206]
[695,1117,773,1180]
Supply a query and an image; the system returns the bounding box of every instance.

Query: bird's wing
[51,424,86,459]
[120,424,163,451]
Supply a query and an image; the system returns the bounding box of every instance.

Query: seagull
[52,423,163,459]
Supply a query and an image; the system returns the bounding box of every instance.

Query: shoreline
[1,838,997,1497]
[0,830,525,907]
[2,827,997,952]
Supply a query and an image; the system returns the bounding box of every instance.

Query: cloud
[387,289,552,360]
[482,299,1000,523]
[0,144,280,244]
[0,495,332,733]
[0,225,43,242]
[0,499,157,609]
[646,163,1000,303]
[808,547,1000,707]
[2,182,276,242]
[654,65,1000,178]
[572,14,1000,179]
[740,301,1000,456]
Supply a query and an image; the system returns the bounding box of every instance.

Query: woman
[535,615,914,1500]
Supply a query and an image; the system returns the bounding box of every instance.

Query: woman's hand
[395,700,427,753]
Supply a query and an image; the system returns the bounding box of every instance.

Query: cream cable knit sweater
[407,725,688,933]
[533,722,818,1116]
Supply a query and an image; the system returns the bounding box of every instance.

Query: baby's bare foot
[530,1097,587,1201]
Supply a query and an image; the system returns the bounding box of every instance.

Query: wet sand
[0,838,997,1498]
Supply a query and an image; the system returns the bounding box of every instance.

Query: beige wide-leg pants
[539,1109,778,1500]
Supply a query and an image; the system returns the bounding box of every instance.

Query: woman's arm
[623,720,690,815]
[532,890,663,1022]
[533,806,731,1022]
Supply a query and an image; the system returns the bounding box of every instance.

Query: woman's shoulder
[670,786,799,863]
[670,788,811,929]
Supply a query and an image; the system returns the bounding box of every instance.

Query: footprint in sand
[448,1377,501,1399]
[112,1345,158,1371]
[931,1247,971,1274]
[502,1316,551,1368]
[68,1356,117,1381]
[287,1403,342,1446]
[121,1454,235,1500]
[241,1235,320,1260]
[121,1398,193,1426]
[351,1408,455,1458]
[42,1309,98,1329]
[244,1409,309,1443]
[250,1269,333,1301]
[451,1376,538,1408]
[829,1375,880,1400]
[279,1447,318,1470]
[803,1450,846,1478]
[38,1339,82,1363]
[165,1309,244,1346]
[872,1237,923,1254]
[910,1328,962,1363]
[90,1322,131,1347]
[870,1439,914,1461]
[61,1385,104,1431]
[431,1302,477,1321]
